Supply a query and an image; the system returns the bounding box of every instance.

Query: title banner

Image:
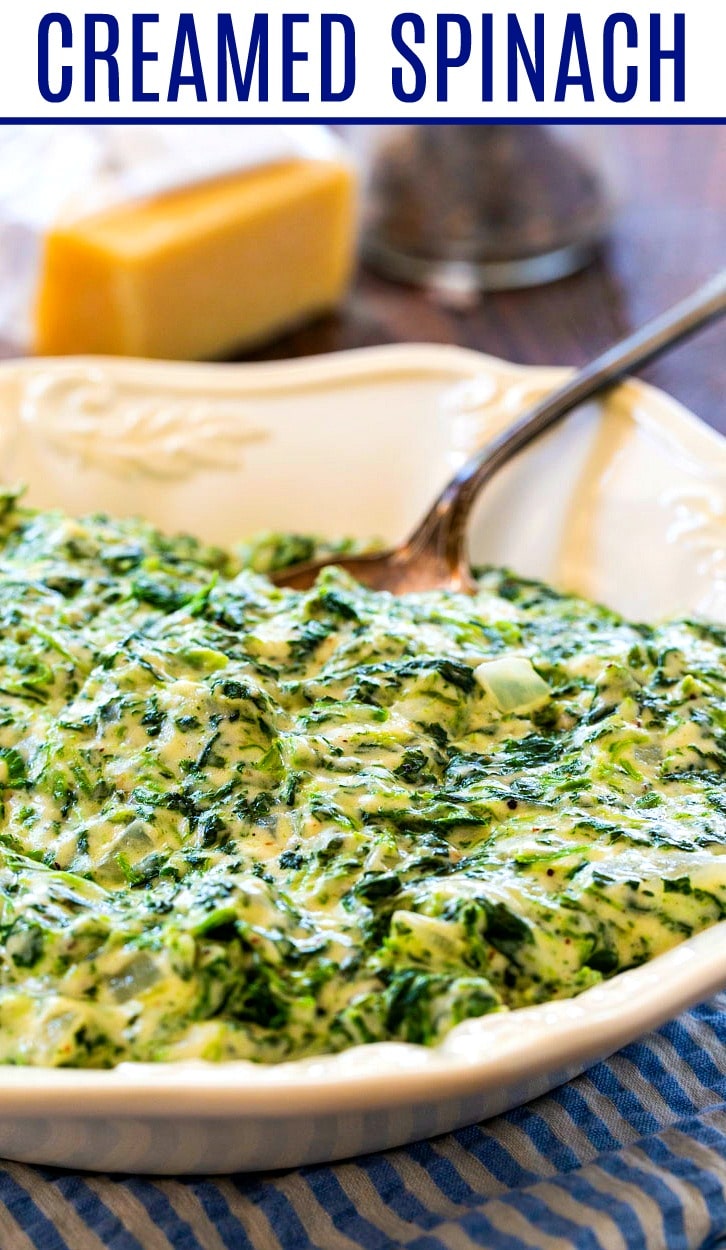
[0,0,723,121]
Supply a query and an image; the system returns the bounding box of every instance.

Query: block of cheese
[34,159,357,360]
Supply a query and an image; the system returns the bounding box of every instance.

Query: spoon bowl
[268,546,477,595]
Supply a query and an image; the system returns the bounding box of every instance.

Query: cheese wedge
[34,159,357,360]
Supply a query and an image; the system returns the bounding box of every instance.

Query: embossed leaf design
[21,373,268,480]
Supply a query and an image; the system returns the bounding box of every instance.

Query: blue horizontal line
[0,116,723,125]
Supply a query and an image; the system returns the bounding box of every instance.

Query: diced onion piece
[107,953,161,1003]
[474,657,551,714]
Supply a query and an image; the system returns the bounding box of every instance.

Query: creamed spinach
[0,490,723,1067]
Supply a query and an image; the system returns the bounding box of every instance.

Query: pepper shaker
[348,124,620,303]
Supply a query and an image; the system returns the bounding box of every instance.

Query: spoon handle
[407,269,726,579]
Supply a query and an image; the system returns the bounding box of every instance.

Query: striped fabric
[2,994,725,1250]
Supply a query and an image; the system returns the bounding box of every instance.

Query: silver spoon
[271,272,726,595]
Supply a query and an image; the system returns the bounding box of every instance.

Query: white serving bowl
[0,344,723,1174]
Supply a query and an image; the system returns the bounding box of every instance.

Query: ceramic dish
[0,344,724,1175]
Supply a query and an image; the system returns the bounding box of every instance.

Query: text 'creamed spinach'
[0,490,723,1067]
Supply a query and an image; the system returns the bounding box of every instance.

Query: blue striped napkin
[2,992,725,1250]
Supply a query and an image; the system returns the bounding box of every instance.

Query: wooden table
[251,124,726,435]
